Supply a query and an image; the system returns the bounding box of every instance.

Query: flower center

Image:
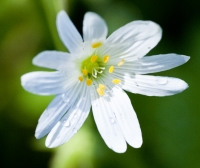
[81,55,107,80]
[77,42,124,97]
[82,55,100,75]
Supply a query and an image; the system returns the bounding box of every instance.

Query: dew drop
[62,93,70,103]
[135,82,139,87]
[129,73,135,79]
[73,113,77,119]
[109,117,115,124]
[156,77,168,85]
[63,120,70,127]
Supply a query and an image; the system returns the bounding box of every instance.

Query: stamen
[112,79,121,84]
[95,68,103,74]
[78,76,83,82]
[82,69,88,76]
[86,79,93,86]
[91,42,102,48]
[96,67,105,70]
[91,55,98,62]
[118,59,125,66]
[97,87,105,96]
[94,69,97,76]
[92,69,97,78]
[99,84,106,90]
[103,55,110,63]
[109,66,114,73]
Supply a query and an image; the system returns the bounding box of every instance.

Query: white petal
[45,84,91,148]
[103,21,162,60]
[35,82,85,139]
[35,95,69,139]
[83,12,108,42]
[110,87,142,148]
[129,54,190,74]
[32,51,71,70]
[21,71,72,95]
[122,74,189,96]
[91,86,127,153]
[57,11,83,53]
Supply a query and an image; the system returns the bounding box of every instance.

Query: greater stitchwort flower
[21,11,189,153]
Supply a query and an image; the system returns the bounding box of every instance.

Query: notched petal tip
[45,141,54,148]
[57,10,67,19]
[32,51,45,66]
[83,11,108,42]
[177,79,189,91]
[35,125,47,139]
[132,138,143,148]
[35,132,42,140]
[182,55,190,62]
[20,73,31,88]
[45,137,62,148]
[110,144,127,153]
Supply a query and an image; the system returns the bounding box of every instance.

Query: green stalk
[41,0,68,51]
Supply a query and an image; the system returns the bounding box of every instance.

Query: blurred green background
[0,0,199,167]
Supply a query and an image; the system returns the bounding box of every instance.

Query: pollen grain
[82,69,88,76]
[109,66,114,73]
[112,79,121,84]
[103,55,110,63]
[118,59,125,66]
[86,79,93,86]
[91,55,98,62]
[97,88,105,96]
[91,42,102,48]
[78,76,83,82]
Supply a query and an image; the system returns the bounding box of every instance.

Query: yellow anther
[91,42,102,48]
[118,59,125,66]
[91,55,98,62]
[97,87,105,96]
[86,79,93,86]
[109,66,114,73]
[99,84,106,90]
[103,55,110,63]
[78,76,83,82]
[82,69,88,76]
[112,79,121,84]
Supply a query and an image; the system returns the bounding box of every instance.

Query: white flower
[21,11,189,153]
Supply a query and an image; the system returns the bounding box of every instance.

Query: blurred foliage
[0,0,200,167]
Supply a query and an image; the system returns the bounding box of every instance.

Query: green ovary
[81,56,100,74]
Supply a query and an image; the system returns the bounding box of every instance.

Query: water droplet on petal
[63,120,70,127]
[62,93,70,103]
[135,82,139,86]
[109,117,115,124]
[73,113,77,119]
[156,77,168,85]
